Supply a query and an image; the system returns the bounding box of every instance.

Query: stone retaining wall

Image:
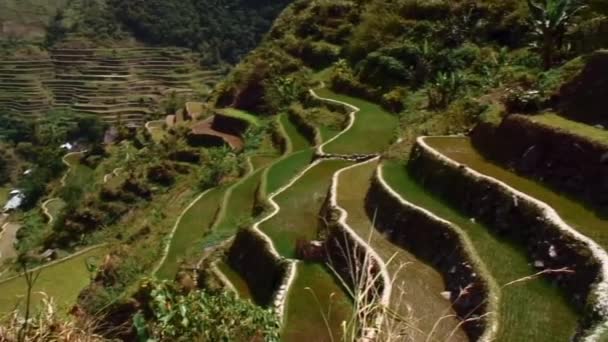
[227,229,289,306]
[471,114,608,214]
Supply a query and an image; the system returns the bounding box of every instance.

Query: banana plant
[527,0,587,69]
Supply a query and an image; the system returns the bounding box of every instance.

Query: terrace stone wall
[471,114,608,214]
[365,172,491,340]
[409,141,603,330]
[227,229,288,306]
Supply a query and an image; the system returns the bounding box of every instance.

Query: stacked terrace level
[45,47,223,125]
[0,58,54,118]
[0,47,224,124]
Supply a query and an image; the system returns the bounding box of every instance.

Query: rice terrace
[0,0,608,341]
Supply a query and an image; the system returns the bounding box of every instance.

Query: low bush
[133,280,280,341]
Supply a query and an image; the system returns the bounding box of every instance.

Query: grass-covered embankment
[0,245,106,314]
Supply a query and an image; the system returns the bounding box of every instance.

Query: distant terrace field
[0,46,224,125]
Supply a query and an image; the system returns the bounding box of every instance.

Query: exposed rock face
[471,114,608,214]
[364,174,489,341]
[556,50,608,126]
[227,229,288,306]
[409,143,601,318]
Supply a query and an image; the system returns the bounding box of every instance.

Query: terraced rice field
[382,161,579,341]
[156,186,227,279]
[424,137,608,251]
[205,168,269,248]
[0,245,106,314]
[0,47,224,124]
[335,161,466,341]
[314,88,399,155]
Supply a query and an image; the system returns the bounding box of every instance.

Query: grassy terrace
[219,108,262,126]
[314,88,398,155]
[336,161,466,341]
[424,137,608,251]
[205,168,268,248]
[383,159,579,341]
[216,260,253,300]
[156,186,227,279]
[526,113,608,146]
[264,149,314,195]
[0,245,106,315]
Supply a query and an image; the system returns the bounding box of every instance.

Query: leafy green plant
[527,0,586,69]
[427,72,465,110]
[134,280,280,341]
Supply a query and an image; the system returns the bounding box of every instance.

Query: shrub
[147,163,176,186]
[134,280,280,341]
[381,87,408,113]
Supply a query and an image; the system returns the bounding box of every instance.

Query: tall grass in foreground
[0,297,104,342]
[319,225,575,342]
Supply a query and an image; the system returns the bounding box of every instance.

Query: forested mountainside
[1,0,608,341]
[5,0,291,64]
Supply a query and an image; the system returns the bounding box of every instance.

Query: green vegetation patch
[44,198,66,222]
[206,169,266,248]
[383,160,579,341]
[63,153,95,191]
[156,187,227,279]
[0,246,106,314]
[526,113,608,147]
[219,108,262,127]
[315,88,398,155]
[264,149,314,196]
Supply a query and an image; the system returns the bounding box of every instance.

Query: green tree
[527,0,586,69]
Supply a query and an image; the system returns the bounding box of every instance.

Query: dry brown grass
[0,296,105,342]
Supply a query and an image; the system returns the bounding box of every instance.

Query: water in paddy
[262,159,353,257]
[337,161,467,341]
[424,137,608,251]
[260,159,354,341]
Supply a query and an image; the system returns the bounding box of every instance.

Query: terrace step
[415,136,608,339]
